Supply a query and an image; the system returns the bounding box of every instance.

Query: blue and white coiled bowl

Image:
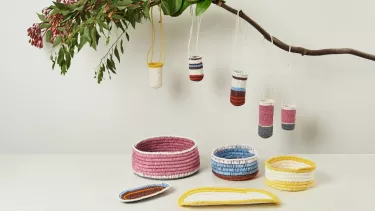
[211,145,259,181]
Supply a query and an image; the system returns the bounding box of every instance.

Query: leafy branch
[95,30,128,83]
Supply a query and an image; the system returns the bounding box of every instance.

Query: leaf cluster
[34,0,215,83]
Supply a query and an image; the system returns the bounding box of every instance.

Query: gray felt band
[282,123,295,131]
[258,125,273,139]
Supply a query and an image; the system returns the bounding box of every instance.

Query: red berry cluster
[27,0,78,49]
[49,13,69,43]
[59,0,78,5]
[27,24,43,48]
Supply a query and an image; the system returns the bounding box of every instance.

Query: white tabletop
[1,154,373,211]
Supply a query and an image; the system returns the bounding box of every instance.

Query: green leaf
[97,65,104,84]
[53,1,68,10]
[115,20,126,32]
[115,5,127,10]
[57,48,64,65]
[110,55,116,70]
[50,8,61,15]
[107,58,116,73]
[53,36,62,47]
[37,13,47,22]
[40,23,51,29]
[171,0,192,17]
[134,11,142,23]
[61,63,67,75]
[120,40,124,53]
[161,0,171,15]
[118,0,132,6]
[143,0,150,19]
[196,0,211,16]
[127,4,140,10]
[127,10,136,28]
[112,15,123,20]
[45,30,52,43]
[114,47,120,62]
[83,28,91,42]
[106,36,110,45]
[73,5,84,12]
[78,40,87,51]
[171,0,183,14]
[90,28,97,50]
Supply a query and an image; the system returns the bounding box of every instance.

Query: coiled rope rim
[133,136,198,155]
[265,156,316,173]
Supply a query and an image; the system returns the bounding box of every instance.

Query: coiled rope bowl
[211,145,259,181]
[265,156,316,192]
[132,136,200,180]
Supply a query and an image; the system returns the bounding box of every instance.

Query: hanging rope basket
[281,104,296,130]
[259,99,274,138]
[188,6,204,82]
[147,5,166,89]
[230,11,248,106]
[189,56,204,81]
[230,70,248,106]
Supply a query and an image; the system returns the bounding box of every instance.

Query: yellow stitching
[266,179,314,192]
[266,179,314,186]
[178,187,280,206]
[148,62,164,68]
[147,5,166,65]
[265,156,316,173]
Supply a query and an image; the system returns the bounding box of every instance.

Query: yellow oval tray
[178,187,280,206]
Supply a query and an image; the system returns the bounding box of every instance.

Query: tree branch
[213,1,375,61]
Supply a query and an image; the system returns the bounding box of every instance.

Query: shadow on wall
[212,67,231,96]
[281,114,331,154]
[166,68,192,102]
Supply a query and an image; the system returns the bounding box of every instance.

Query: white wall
[1,0,375,154]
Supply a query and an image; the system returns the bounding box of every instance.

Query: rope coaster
[132,136,200,180]
[118,183,170,203]
[265,156,316,192]
[211,145,258,181]
[189,56,204,81]
[178,187,280,206]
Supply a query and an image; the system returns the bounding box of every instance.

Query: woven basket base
[190,75,204,81]
[282,123,295,130]
[230,98,245,106]
[134,169,200,180]
[212,170,259,181]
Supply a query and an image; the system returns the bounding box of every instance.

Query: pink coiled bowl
[132,136,200,180]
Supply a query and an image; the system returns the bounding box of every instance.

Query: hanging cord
[196,15,202,55]
[147,5,166,65]
[262,34,275,100]
[232,10,240,65]
[288,45,293,103]
[187,5,203,58]
[159,5,166,63]
[187,5,194,58]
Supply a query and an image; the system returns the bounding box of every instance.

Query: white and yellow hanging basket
[147,5,165,89]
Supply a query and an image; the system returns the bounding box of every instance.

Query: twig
[95,31,126,72]
[213,1,375,61]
